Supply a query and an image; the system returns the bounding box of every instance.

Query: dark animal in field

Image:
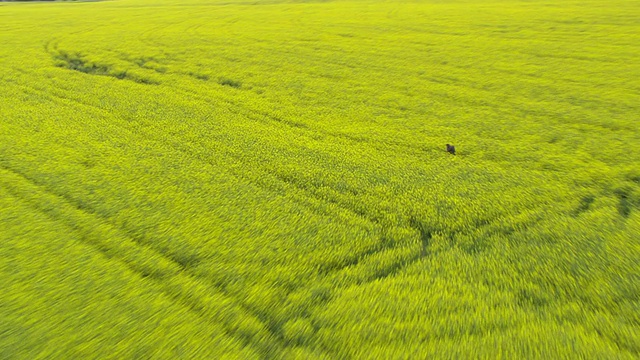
[446,144,456,155]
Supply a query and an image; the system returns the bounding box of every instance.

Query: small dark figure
[446,144,456,155]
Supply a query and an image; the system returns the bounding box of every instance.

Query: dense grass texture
[1,0,639,358]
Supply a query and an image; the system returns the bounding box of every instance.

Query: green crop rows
[1,0,639,358]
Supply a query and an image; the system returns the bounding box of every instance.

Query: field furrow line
[5,72,380,234]
[169,80,436,160]
[0,163,294,358]
[6,64,539,292]
[4,75,434,356]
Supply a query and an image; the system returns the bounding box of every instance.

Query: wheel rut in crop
[0,163,293,357]
[614,188,634,219]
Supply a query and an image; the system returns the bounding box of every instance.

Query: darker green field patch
[54,51,110,75]
[189,72,210,81]
[131,56,169,74]
[53,51,159,85]
[614,188,632,218]
[516,287,550,307]
[409,217,432,257]
[218,77,242,88]
[573,194,596,216]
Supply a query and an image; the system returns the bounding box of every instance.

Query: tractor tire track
[0,163,300,358]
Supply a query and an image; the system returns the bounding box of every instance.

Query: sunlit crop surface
[1,0,639,358]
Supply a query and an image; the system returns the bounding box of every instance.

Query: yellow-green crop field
[1,0,639,358]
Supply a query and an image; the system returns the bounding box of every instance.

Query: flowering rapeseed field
[1,0,639,358]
